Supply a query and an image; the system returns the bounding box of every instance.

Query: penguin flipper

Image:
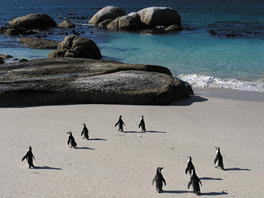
[185,167,188,175]
[152,178,155,186]
[214,157,217,165]
[163,178,166,186]
[22,155,27,161]
[187,180,192,189]
[199,179,202,186]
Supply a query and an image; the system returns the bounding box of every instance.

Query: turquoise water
[1,0,264,91]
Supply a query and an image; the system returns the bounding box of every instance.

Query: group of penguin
[21,115,146,167]
[21,114,224,195]
[152,146,224,195]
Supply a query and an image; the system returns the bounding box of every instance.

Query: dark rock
[19,59,28,62]
[19,38,60,49]
[9,13,56,29]
[0,58,4,64]
[49,35,102,59]
[0,58,193,107]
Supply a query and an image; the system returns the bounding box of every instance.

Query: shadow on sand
[172,95,208,106]
[89,138,107,141]
[124,131,166,134]
[162,190,190,194]
[34,166,62,170]
[202,191,228,196]
[224,167,251,171]
[200,177,223,180]
[77,147,95,150]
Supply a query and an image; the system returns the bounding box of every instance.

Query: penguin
[185,156,195,175]
[214,146,224,170]
[22,146,35,169]
[115,115,125,132]
[81,123,89,140]
[67,131,77,148]
[152,167,166,193]
[138,115,146,132]
[187,169,202,195]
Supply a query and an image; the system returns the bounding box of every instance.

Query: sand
[0,92,263,197]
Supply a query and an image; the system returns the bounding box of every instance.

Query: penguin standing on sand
[22,146,35,169]
[138,115,146,132]
[81,123,89,140]
[185,156,195,175]
[115,115,125,132]
[188,169,202,195]
[214,146,224,170]
[152,167,166,193]
[67,131,77,148]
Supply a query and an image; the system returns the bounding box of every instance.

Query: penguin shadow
[124,130,166,134]
[33,166,62,170]
[89,138,107,141]
[162,190,190,194]
[172,95,208,106]
[224,167,251,171]
[76,147,95,150]
[200,177,223,181]
[201,191,228,196]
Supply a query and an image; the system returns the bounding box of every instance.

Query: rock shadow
[224,167,251,171]
[34,166,62,170]
[76,147,95,150]
[89,138,107,141]
[201,191,228,196]
[200,177,223,180]
[172,95,208,106]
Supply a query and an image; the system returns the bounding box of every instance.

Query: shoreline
[193,87,264,102]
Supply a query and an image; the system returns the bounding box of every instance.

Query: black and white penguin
[115,115,125,132]
[81,123,89,140]
[138,115,146,132]
[67,131,77,148]
[214,146,224,170]
[187,169,202,195]
[185,156,195,175]
[152,167,166,193]
[22,146,35,169]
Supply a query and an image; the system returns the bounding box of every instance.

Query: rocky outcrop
[58,20,75,28]
[88,6,126,25]
[89,6,182,33]
[9,13,56,29]
[0,58,193,107]
[48,35,102,59]
[137,7,181,27]
[19,38,60,49]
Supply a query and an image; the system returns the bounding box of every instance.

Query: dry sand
[0,93,263,197]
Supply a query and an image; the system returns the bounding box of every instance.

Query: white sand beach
[0,92,263,197]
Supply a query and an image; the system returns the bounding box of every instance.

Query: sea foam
[178,74,264,92]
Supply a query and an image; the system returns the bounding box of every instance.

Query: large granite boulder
[88,6,126,25]
[9,13,56,29]
[48,35,102,59]
[0,58,193,107]
[137,7,181,27]
[19,38,60,49]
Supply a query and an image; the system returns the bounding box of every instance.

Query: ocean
[1,0,264,92]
